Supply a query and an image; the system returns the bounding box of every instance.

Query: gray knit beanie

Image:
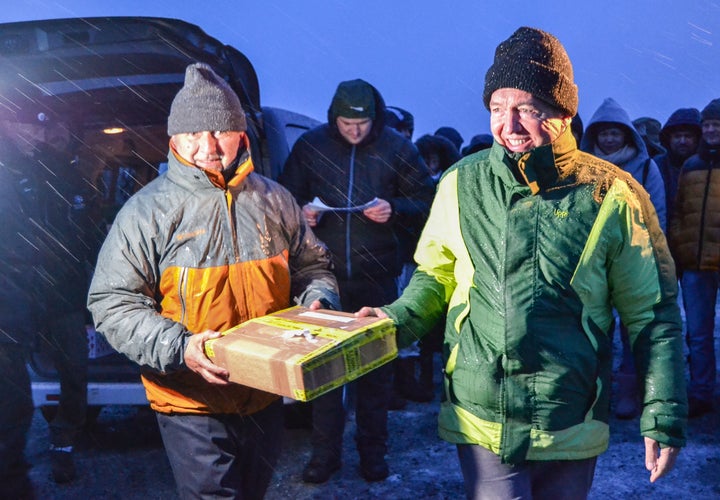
[701,98,720,122]
[483,27,578,116]
[330,79,376,120]
[167,62,247,136]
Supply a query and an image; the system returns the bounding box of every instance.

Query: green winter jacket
[384,127,687,464]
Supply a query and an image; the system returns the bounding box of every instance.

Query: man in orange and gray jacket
[87,63,340,499]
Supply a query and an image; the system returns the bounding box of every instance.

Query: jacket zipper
[226,189,240,261]
[178,266,188,325]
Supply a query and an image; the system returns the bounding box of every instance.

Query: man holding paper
[280,78,434,483]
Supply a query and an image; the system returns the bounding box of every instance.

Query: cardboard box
[204,306,397,401]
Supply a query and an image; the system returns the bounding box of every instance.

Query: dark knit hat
[415,134,461,173]
[330,79,376,120]
[385,106,414,132]
[701,98,720,122]
[461,134,494,156]
[167,63,247,136]
[434,126,464,151]
[483,27,578,116]
[659,108,701,147]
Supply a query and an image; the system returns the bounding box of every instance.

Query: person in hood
[668,98,720,418]
[279,78,434,483]
[385,105,415,140]
[416,133,461,182]
[358,27,685,498]
[461,133,494,157]
[655,108,702,223]
[581,98,667,231]
[580,98,669,419]
[435,126,464,152]
[87,63,340,499]
[633,116,667,157]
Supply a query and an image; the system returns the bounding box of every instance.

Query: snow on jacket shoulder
[88,150,339,415]
[386,127,686,464]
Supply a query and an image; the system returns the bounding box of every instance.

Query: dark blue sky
[3,1,719,148]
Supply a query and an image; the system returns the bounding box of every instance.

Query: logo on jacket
[175,229,207,241]
[554,209,569,219]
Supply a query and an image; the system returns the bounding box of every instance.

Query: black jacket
[0,141,45,342]
[280,84,434,281]
[28,144,101,315]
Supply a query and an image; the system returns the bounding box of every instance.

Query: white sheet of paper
[306,196,379,213]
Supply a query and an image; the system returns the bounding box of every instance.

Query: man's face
[489,88,570,153]
[336,117,373,145]
[424,152,441,175]
[397,126,413,141]
[702,119,720,147]
[596,126,627,155]
[668,128,699,159]
[171,130,243,172]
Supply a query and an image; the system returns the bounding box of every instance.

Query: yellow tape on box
[204,306,397,401]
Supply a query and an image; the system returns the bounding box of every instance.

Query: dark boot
[50,446,76,484]
[302,451,341,484]
[359,450,389,482]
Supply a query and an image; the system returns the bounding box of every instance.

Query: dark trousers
[0,342,35,499]
[156,399,283,500]
[41,311,88,448]
[457,444,597,500]
[309,274,396,461]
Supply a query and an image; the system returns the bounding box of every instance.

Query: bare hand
[355,306,388,318]
[644,437,680,482]
[184,330,230,385]
[309,299,323,310]
[302,205,321,227]
[363,199,392,223]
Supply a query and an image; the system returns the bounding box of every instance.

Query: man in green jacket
[359,27,686,498]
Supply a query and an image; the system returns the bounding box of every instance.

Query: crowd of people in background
[2,22,719,500]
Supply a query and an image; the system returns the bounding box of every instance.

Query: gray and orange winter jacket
[88,140,339,415]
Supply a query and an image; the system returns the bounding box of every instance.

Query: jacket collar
[492,125,577,194]
[166,134,254,189]
[698,140,720,161]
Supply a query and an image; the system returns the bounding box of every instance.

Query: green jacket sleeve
[384,169,469,347]
[606,181,687,447]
